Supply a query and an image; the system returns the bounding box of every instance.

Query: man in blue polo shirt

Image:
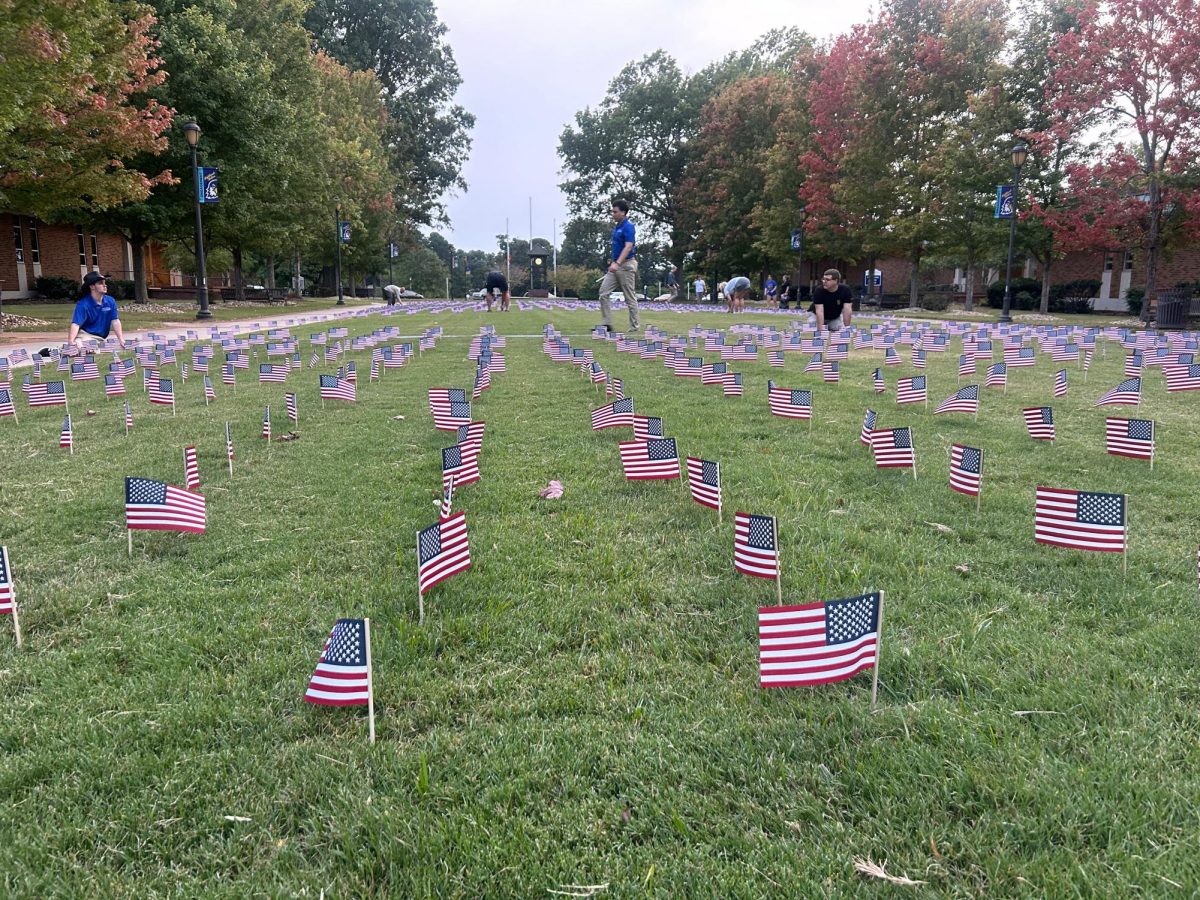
[67,272,126,349]
[596,198,639,333]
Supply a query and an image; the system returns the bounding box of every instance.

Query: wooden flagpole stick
[976,449,983,514]
[1123,499,1129,578]
[717,462,723,525]
[364,617,376,744]
[911,428,918,480]
[417,531,425,624]
[128,529,133,556]
[774,516,783,606]
[1150,422,1155,471]
[871,591,885,708]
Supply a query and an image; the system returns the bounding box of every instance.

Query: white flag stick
[364,617,376,744]
[871,591,887,708]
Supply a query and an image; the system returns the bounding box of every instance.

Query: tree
[1041,0,1200,321]
[305,0,474,226]
[0,0,173,218]
[558,216,609,271]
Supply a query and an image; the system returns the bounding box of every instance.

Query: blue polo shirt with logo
[71,294,120,339]
[611,218,636,263]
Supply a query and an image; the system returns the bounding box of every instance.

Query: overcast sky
[434,0,876,253]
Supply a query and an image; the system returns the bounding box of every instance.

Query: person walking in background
[67,272,126,350]
[779,275,793,309]
[810,268,853,331]
[694,276,706,302]
[764,273,778,309]
[597,198,639,332]
[668,265,680,299]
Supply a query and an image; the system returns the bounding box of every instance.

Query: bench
[217,286,290,304]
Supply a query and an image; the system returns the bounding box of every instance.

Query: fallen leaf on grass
[853,857,927,886]
[223,815,252,823]
[925,521,954,535]
[954,564,970,573]
[391,415,405,420]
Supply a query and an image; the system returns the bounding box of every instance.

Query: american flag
[180,362,189,382]
[822,361,840,383]
[1095,377,1141,406]
[912,349,926,370]
[1006,346,1036,368]
[701,361,727,384]
[429,387,469,428]
[985,363,1007,388]
[827,341,849,361]
[873,368,885,393]
[59,413,73,450]
[0,388,14,418]
[758,593,880,688]
[324,343,341,363]
[259,363,289,383]
[124,400,133,432]
[949,444,983,497]
[417,511,471,595]
[1034,487,1126,553]
[309,350,321,368]
[1164,364,1200,391]
[884,346,901,365]
[303,618,371,706]
[934,384,979,415]
[804,353,823,374]
[1022,406,1055,440]
[768,383,812,420]
[193,351,209,372]
[685,456,721,511]
[70,359,99,381]
[28,380,67,407]
[896,375,927,404]
[204,376,216,402]
[1083,348,1094,372]
[1051,343,1079,362]
[472,368,490,398]
[285,392,297,423]
[143,367,158,390]
[150,378,174,406]
[442,443,480,488]
[870,427,915,468]
[1105,417,1154,460]
[734,512,779,580]
[860,408,877,446]
[262,405,271,440]
[723,372,743,396]
[456,421,486,453]
[104,373,125,397]
[1124,351,1143,377]
[320,374,357,402]
[184,446,200,490]
[125,477,207,533]
[341,361,357,383]
[633,415,664,440]
[440,476,455,519]
[618,437,680,480]
[0,545,14,615]
[607,376,625,399]
[221,363,236,385]
[591,397,635,430]
[1054,368,1068,397]
[768,350,785,368]
[225,421,233,463]
[958,354,976,377]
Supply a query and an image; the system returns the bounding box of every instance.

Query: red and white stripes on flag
[870,427,915,469]
[949,444,983,497]
[184,446,200,490]
[304,618,372,706]
[1105,417,1155,460]
[125,477,207,533]
[225,422,234,463]
[758,592,880,688]
[1034,486,1126,553]
[1022,407,1055,440]
[618,437,680,480]
[262,406,271,440]
[417,511,471,595]
[860,408,877,446]
[0,545,16,617]
[286,392,298,423]
[734,512,779,580]
[685,456,721,511]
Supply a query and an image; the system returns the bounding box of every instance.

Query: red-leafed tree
[1041,0,1200,321]
[0,2,174,217]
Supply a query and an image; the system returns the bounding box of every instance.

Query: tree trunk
[264,253,276,289]
[131,234,149,304]
[232,245,245,301]
[1142,173,1162,324]
[963,249,975,311]
[293,249,301,295]
[1039,256,1052,314]
[909,249,921,307]
[867,255,877,299]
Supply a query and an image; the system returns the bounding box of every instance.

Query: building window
[77,226,87,265]
[28,221,39,264]
[90,234,99,267]
[12,219,23,263]
[1103,252,1114,272]
[1123,250,1134,271]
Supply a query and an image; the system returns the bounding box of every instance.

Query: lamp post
[334,198,344,305]
[183,122,212,320]
[999,142,1029,325]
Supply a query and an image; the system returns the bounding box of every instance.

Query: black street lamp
[999,142,1030,325]
[183,122,211,320]
[334,198,345,305]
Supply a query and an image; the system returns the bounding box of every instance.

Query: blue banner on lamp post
[198,167,219,204]
[339,222,351,244]
[995,184,1014,219]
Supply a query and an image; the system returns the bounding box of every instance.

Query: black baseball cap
[82,272,107,288]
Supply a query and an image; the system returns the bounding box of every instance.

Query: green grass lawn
[1,306,1198,897]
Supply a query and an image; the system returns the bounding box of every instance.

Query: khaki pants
[598,259,639,329]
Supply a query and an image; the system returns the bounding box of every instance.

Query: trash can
[1155,290,1188,329]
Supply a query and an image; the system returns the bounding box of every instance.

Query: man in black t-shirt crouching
[810,268,853,331]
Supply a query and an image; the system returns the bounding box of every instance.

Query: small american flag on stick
[125,477,207,534]
[184,446,200,490]
[618,437,680,480]
[759,592,881,699]
[303,617,375,743]
[1034,487,1126,554]
[734,512,779,582]
[0,545,21,646]
[1105,417,1154,461]
[949,444,983,499]
[417,511,472,621]
[685,456,721,514]
[1022,407,1055,440]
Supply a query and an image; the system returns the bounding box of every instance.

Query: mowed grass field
[1,305,1198,897]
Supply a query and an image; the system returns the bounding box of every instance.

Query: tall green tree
[305,0,474,226]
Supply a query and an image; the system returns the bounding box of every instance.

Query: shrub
[107,278,135,300]
[35,275,79,299]
[1048,279,1102,303]
[1125,288,1144,316]
[986,277,1041,308]
[1056,296,1094,314]
[919,293,950,311]
[1014,290,1037,310]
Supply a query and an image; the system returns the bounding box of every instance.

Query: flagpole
[774,516,783,606]
[364,617,376,744]
[1122,499,1128,578]
[5,550,21,648]
[128,529,133,556]
[976,449,983,514]
[911,428,918,480]
[417,532,425,625]
[871,591,885,709]
[1150,421,1155,471]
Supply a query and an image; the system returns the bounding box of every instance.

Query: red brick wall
[2,213,132,297]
